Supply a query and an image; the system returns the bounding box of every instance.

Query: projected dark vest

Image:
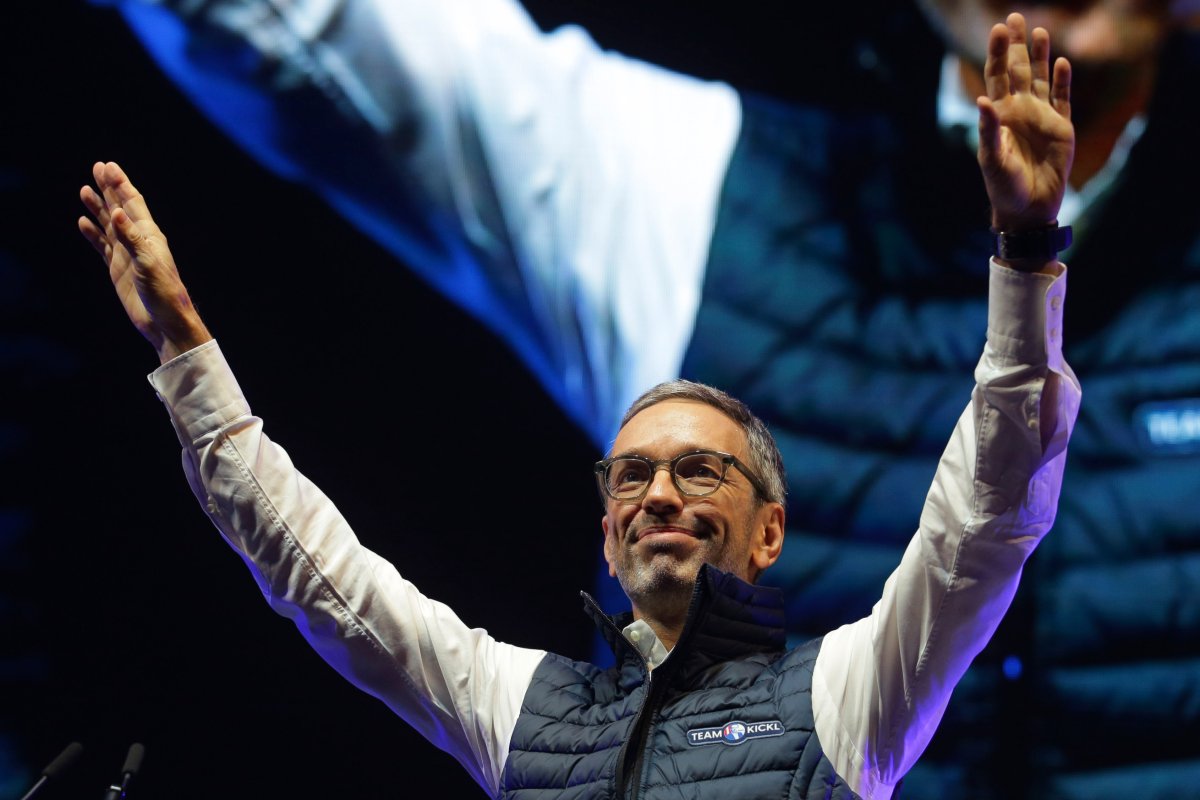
[680,34,1200,797]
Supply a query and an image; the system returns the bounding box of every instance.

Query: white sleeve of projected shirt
[127,0,741,443]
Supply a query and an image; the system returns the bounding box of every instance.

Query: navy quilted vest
[499,565,861,799]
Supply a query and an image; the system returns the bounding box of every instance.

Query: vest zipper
[578,592,657,800]
[614,664,653,800]
[581,577,710,800]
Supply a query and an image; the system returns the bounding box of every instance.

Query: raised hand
[79,162,211,364]
[977,13,1074,235]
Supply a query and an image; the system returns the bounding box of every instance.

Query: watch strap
[992,224,1073,267]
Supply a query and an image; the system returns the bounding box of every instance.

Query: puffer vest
[499,564,861,799]
[681,33,1200,796]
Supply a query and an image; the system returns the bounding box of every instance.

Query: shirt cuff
[147,340,250,445]
[986,258,1067,373]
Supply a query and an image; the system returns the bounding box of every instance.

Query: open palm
[977,14,1074,233]
[79,162,210,362]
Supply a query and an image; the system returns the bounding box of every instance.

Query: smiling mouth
[634,526,700,543]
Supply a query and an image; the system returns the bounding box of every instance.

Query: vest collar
[581,564,787,675]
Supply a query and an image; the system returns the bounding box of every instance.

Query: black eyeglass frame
[593,449,770,503]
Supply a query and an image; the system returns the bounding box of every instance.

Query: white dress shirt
[149,260,1078,799]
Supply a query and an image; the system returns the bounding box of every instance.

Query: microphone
[19,741,83,800]
[102,742,145,800]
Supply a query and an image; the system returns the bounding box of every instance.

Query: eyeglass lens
[605,453,726,498]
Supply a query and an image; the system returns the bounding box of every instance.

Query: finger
[1031,27,1051,101]
[110,207,148,259]
[976,96,1003,176]
[80,185,111,229]
[77,216,109,257]
[97,161,153,223]
[110,205,157,271]
[1051,56,1072,120]
[1006,12,1032,94]
[90,162,114,220]
[984,23,1011,99]
[96,162,123,217]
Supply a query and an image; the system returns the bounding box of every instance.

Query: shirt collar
[621,619,671,671]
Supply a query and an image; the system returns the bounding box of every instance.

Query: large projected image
[5,1,1200,797]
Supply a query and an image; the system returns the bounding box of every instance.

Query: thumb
[976,96,1002,175]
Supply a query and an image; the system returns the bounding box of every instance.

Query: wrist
[991,222,1072,273]
[157,317,214,365]
[990,210,1058,231]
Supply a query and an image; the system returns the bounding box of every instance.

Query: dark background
[2,2,941,797]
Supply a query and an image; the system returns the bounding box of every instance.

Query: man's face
[601,400,783,620]
[922,0,1171,64]
[921,0,1173,129]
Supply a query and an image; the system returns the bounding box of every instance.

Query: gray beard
[617,555,699,623]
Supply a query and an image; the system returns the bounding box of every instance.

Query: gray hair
[617,380,787,507]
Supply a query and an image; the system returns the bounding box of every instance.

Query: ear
[751,502,785,575]
[601,514,618,578]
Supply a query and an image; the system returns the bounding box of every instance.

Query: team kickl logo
[686,720,785,746]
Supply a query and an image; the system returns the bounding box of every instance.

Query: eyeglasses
[594,449,769,502]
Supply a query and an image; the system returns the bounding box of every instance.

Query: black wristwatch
[991,224,1072,268]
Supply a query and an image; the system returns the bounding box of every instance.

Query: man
[80,16,1079,798]
[84,0,1200,794]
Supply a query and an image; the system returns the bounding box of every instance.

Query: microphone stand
[19,742,83,800]
[101,742,145,800]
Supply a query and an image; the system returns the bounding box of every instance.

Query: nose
[641,464,684,516]
[1060,9,1122,62]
